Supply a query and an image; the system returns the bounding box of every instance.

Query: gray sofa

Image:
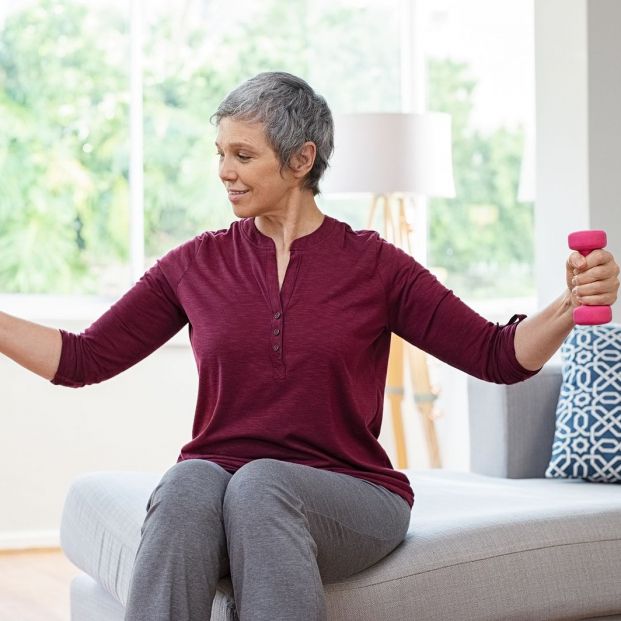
[61,364,621,620]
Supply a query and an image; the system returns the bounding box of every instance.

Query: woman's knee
[222,459,300,520]
[148,459,231,520]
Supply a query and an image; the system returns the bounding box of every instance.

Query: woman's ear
[289,142,317,178]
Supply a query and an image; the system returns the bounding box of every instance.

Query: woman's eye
[215,151,250,161]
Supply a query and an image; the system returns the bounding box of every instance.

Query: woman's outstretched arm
[0,311,62,380]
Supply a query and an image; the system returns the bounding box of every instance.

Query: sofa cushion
[546,324,621,482]
[60,471,161,606]
[61,468,621,621]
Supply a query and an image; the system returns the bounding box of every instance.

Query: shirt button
[272,344,280,351]
[273,328,280,336]
[274,312,281,319]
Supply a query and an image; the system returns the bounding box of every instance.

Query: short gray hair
[211,72,334,196]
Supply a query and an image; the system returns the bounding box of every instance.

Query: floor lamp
[322,112,456,469]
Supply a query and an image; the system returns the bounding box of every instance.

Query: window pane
[0,0,130,295]
[424,0,535,303]
[143,0,402,262]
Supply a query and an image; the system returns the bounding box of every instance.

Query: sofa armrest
[467,364,562,478]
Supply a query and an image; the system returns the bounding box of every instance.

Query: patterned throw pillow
[545,324,621,482]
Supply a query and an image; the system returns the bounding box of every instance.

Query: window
[0,0,130,295]
[1,0,535,318]
[422,0,536,317]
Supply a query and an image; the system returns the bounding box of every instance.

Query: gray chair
[61,364,621,620]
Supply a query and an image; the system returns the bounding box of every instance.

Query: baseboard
[0,529,60,551]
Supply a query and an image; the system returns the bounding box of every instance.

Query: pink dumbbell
[568,229,612,325]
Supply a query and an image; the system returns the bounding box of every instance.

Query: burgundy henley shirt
[52,215,540,507]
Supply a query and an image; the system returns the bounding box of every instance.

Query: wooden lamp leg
[386,333,408,469]
[407,345,442,468]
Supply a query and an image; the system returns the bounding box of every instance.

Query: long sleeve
[376,239,539,384]
[51,235,202,388]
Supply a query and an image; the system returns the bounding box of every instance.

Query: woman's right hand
[0,311,62,380]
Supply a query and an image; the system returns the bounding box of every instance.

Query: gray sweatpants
[124,458,411,621]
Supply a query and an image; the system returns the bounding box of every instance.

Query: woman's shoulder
[337,220,383,250]
[339,221,410,265]
[153,221,237,283]
[166,221,238,256]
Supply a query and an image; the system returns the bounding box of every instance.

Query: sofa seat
[60,468,621,621]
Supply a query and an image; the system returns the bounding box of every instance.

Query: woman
[1,71,619,621]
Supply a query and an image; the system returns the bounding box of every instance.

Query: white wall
[587,0,621,282]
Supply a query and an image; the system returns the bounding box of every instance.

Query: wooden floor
[0,549,78,621]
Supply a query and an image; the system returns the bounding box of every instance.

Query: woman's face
[216,117,297,219]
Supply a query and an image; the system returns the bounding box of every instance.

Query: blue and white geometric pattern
[545,324,621,483]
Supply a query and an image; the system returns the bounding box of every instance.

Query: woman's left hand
[566,249,620,311]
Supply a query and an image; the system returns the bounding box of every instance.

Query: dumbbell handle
[567,230,612,325]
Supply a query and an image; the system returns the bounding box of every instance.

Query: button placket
[262,247,298,379]
[271,310,283,357]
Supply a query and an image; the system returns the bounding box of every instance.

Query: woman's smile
[227,189,249,203]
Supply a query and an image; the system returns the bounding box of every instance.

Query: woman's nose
[218,156,237,182]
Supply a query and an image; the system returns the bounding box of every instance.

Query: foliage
[0,0,129,293]
[427,58,535,298]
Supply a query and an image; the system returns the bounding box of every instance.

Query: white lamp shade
[322,112,456,197]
